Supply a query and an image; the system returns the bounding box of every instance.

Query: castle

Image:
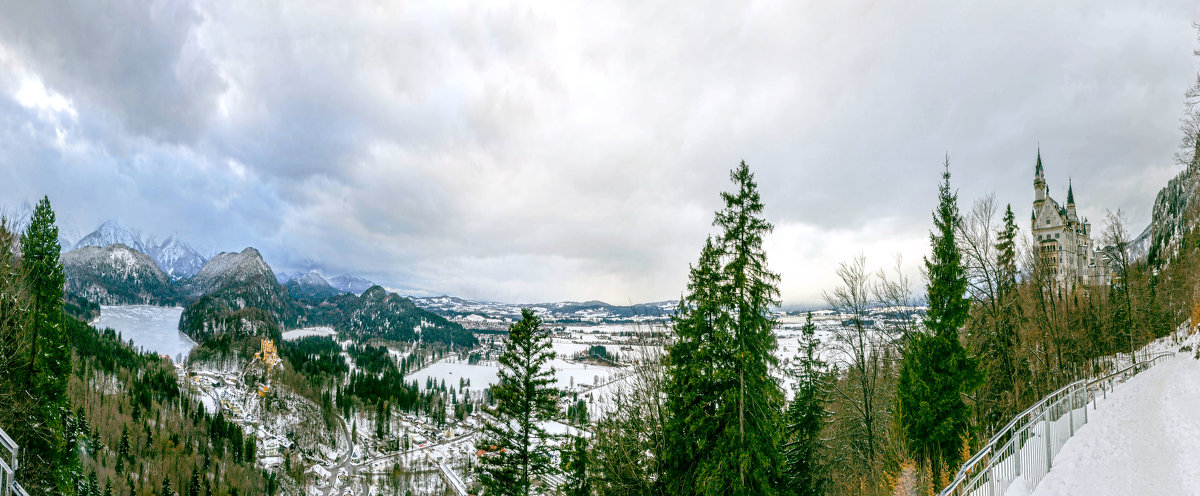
[1031,151,1111,288]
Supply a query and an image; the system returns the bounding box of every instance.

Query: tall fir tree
[713,160,784,494]
[17,196,73,495]
[475,308,561,496]
[664,161,784,495]
[781,312,831,496]
[898,160,982,475]
[663,236,727,493]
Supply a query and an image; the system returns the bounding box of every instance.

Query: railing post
[1069,387,1076,436]
[1044,407,1053,474]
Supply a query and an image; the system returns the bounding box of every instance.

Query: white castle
[1031,151,1111,288]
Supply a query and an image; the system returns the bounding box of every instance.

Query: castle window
[1055,233,1060,239]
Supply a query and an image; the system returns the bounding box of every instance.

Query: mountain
[146,234,207,279]
[411,295,675,328]
[73,220,147,253]
[328,274,375,295]
[308,286,477,348]
[179,247,302,342]
[285,271,343,300]
[61,244,178,305]
[275,270,303,284]
[1130,224,1153,261]
[1143,165,1200,266]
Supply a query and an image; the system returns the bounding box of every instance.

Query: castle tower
[1067,178,1077,220]
[1034,149,1046,209]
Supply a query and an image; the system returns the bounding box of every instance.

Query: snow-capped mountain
[73,220,147,253]
[62,244,177,305]
[328,274,375,295]
[275,271,304,284]
[285,271,342,299]
[146,234,207,279]
[185,247,279,298]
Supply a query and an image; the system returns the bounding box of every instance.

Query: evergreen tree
[782,312,831,496]
[714,161,785,494]
[16,196,73,494]
[898,160,982,474]
[664,161,784,495]
[976,204,1026,428]
[161,475,175,496]
[475,309,561,496]
[663,237,726,493]
[559,434,592,496]
[189,466,201,496]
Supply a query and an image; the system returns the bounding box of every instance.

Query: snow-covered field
[1019,338,1200,496]
[407,339,624,394]
[282,326,338,341]
[93,305,194,361]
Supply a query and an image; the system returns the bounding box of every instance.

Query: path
[1016,354,1200,496]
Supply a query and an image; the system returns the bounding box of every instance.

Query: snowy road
[1021,353,1200,496]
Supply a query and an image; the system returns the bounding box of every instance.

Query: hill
[309,286,477,348]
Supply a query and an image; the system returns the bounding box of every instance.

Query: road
[320,415,354,496]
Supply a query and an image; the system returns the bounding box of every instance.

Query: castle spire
[1035,148,1043,177]
[1067,178,1074,204]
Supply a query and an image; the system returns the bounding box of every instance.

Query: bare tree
[1177,23,1200,169]
[873,254,917,343]
[823,254,891,471]
[589,324,668,496]
[1103,209,1137,363]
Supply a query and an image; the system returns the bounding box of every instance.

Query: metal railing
[0,426,28,496]
[940,351,1176,496]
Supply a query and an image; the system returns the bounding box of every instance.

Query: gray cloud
[0,0,1197,306]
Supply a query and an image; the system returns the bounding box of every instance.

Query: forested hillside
[0,201,285,496]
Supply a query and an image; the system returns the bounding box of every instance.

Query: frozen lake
[93,305,195,361]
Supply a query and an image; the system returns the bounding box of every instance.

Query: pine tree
[559,434,592,496]
[475,308,561,496]
[976,204,1027,427]
[782,312,831,496]
[162,474,175,496]
[664,161,784,495]
[189,466,201,496]
[898,160,982,475]
[16,196,73,494]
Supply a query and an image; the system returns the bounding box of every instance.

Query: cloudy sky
[1,1,1197,306]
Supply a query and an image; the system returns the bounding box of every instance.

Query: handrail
[0,425,26,496]
[939,351,1175,496]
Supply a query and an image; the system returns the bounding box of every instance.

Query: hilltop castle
[1032,151,1111,288]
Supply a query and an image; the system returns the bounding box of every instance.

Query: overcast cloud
[0,1,1197,306]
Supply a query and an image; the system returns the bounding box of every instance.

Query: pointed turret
[1034,149,1046,207]
[1066,178,1077,222]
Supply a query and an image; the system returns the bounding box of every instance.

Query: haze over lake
[92,305,195,361]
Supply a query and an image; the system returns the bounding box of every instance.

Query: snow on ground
[282,326,338,341]
[1022,342,1200,496]
[93,305,194,360]
[407,344,622,394]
